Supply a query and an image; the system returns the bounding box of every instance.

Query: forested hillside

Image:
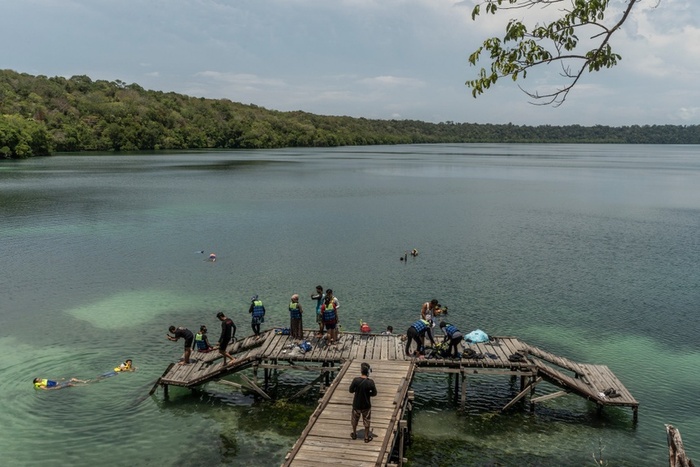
[1,69,699,159]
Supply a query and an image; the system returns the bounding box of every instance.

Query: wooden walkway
[152,329,640,465]
[283,359,415,467]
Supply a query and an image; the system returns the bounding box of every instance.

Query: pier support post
[460,371,467,411]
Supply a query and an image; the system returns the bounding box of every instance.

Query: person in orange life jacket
[321,289,340,345]
[405,319,432,356]
[216,312,236,366]
[439,321,464,358]
[248,295,265,339]
[167,326,193,364]
[289,294,304,340]
[349,362,377,443]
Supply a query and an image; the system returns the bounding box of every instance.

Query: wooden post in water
[667,424,695,467]
[459,371,467,412]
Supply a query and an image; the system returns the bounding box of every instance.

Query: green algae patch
[65,290,202,329]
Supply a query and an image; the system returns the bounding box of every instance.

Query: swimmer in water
[33,377,90,390]
[208,253,217,262]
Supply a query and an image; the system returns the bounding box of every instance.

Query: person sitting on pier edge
[311,285,325,338]
[193,325,214,352]
[216,312,236,366]
[167,326,194,365]
[289,294,304,340]
[381,326,393,335]
[405,319,432,356]
[349,362,377,443]
[33,377,90,390]
[439,321,463,358]
[248,295,266,339]
[321,289,340,345]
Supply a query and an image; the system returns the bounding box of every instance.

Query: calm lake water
[1,144,699,466]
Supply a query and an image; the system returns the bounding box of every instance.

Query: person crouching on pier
[439,321,463,358]
[405,319,431,357]
[349,362,377,443]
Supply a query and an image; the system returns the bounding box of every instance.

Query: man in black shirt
[166,326,194,364]
[216,312,236,366]
[349,362,377,442]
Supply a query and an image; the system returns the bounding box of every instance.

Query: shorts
[324,323,336,330]
[184,337,194,349]
[219,340,229,352]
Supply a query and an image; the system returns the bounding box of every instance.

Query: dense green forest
[1,69,699,159]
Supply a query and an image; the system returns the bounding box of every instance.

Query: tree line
[1,69,699,159]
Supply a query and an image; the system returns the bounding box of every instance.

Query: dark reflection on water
[1,144,699,466]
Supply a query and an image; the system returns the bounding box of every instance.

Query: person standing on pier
[321,289,340,345]
[405,319,432,356]
[216,312,236,366]
[420,299,439,346]
[167,326,194,365]
[349,362,377,443]
[248,295,266,339]
[289,294,304,340]
[439,321,463,358]
[311,285,324,337]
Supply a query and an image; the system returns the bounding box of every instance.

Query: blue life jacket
[445,324,460,338]
[412,319,430,333]
[252,300,265,318]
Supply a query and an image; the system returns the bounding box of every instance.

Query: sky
[1,0,699,126]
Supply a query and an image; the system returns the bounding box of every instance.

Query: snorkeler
[33,377,89,390]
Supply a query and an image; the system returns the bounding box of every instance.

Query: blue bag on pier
[464,329,489,343]
[299,341,312,353]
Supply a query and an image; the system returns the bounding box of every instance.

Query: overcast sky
[2,0,698,126]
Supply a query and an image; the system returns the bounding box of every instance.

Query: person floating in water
[411,248,419,257]
[114,359,134,372]
[208,253,217,262]
[33,377,90,390]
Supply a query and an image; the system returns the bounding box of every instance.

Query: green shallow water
[1,144,699,466]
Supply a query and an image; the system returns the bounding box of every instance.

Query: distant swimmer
[411,249,418,257]
[33,377,90,390]
[208,253,217,262]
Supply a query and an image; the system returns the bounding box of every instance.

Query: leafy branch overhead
[467,0,641,106]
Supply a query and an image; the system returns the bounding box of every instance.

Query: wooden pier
[152,329,639,466]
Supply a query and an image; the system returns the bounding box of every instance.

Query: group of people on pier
[165,286,343,365]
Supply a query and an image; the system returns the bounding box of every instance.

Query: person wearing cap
[349,362,377,443]
[216,312,236,366]
[248,295,266,339]
[289,294,304,340]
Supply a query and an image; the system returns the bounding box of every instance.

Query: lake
[1,144,699,466]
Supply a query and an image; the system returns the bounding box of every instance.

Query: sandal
[350,432,357,440]
[364,436,373,443]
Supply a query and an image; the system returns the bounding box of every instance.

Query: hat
[251,294,259,301]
